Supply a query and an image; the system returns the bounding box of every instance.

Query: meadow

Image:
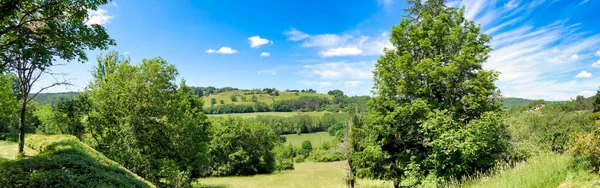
[202,91,333,107]
[207,111,331,118]
[283,131,335,147]
[194,161,391,188]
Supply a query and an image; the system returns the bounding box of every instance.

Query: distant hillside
[503,97,532,108]
[32,92,79,106]
[202,91,333,107]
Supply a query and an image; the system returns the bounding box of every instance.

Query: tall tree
[1,0,115,154]
[355,1,507,186]
[87,52,211,185]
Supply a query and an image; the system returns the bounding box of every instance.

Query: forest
[1,0,600,188]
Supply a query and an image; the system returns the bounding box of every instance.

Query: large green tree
[354,1,507,186]
[86,52,211,186]
[1,0,115,154]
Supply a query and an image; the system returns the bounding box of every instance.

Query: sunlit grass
[283,131,335,147]
[194,161,391,188]
[0,140,37,160]
[450,153,600,188]
[207,111,330,119]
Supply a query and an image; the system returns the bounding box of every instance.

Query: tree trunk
[18,95,26,154]
[393,181,399,188]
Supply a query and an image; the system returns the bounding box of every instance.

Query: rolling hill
[201,91,334,107]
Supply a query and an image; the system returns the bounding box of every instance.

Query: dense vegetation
[0,135,154,187]
[2,0,600,187]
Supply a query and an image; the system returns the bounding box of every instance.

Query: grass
[0,134,155,187]
[0,141,37,160]
[283,132,335,147]
[453,153,600,188]
[202,91,333,107]
[194,161,391,188]
[207,111,330,119]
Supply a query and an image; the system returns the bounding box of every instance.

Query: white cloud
[205,47,237,54]
[571,54,580,60]
[248,36,272,48]
[260,52,270,57]
[593,60,600,68]
[575,71,592,78]
[86,9,113,26]
[123,52,129,55]
[320,47,363,57]
[111,2,118,6]
[288,28,392,57]
[302,62,373,80]
[577,90,596,97]
[595,50,600,56]
[284,28,310,41]
[344,81,362,88]
[258,70,277,75]
[504,0,518,9]
[300,80,333,88]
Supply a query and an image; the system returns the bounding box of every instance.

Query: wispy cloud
[301,62,373,80]
[205,47,238,54]
[260,52,270,57]
[284,28,310,41]
[455,0,600,100]
[86,9,113,26]
[320,47,363,57]
[286,28,392,57]
[300,80,333,88]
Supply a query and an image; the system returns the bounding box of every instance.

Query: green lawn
[194,161,391,188]
[207,111,330,119]
[0,141,37,160]
[283,132,334,147]
[202,91,333,107]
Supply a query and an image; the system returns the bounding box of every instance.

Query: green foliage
[32,92,79,106]
[594,88,600,112]
[507,110,593,160]
[503,97,532,109]
[35,95,90,138]
[251,113,349,135]
[0,134,154,187]
[219,100,224,104]
[0,74,17,133]
[356,2,507,186]
[251,95,258,102]
[207,117,279,176]
[273,143,295,171]
[210,98,217,105]
[301,140,313,157]
[230,95,238,102]
[86,52,211,186]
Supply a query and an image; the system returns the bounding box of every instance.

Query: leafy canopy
[352,1,508,186]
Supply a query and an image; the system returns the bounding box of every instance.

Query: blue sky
[39,0,600,101]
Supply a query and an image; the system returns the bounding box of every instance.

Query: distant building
[532,104,545,111]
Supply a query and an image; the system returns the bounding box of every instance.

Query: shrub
[293,155,305,163]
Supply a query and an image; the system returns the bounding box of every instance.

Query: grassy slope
[503,97,532,108]
[207,111,330,118]
[455,153,599,188]
[202,91,333,107]
[283,132,334,147]
[0,134,155,187]
[0,141,37,160]
[195,161,391,188]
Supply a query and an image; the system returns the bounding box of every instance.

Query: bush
[207,117,279,176]
[0,133,18,141]
[293,155,305,163]
[569,129,600,172]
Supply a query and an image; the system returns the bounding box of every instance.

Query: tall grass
[450,153,598,188]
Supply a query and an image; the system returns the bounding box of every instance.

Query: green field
[207,111,331,118]
[202,91,333,107]
[283,132,335,147]
[195,161,391,188]
[0,141,37,160]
